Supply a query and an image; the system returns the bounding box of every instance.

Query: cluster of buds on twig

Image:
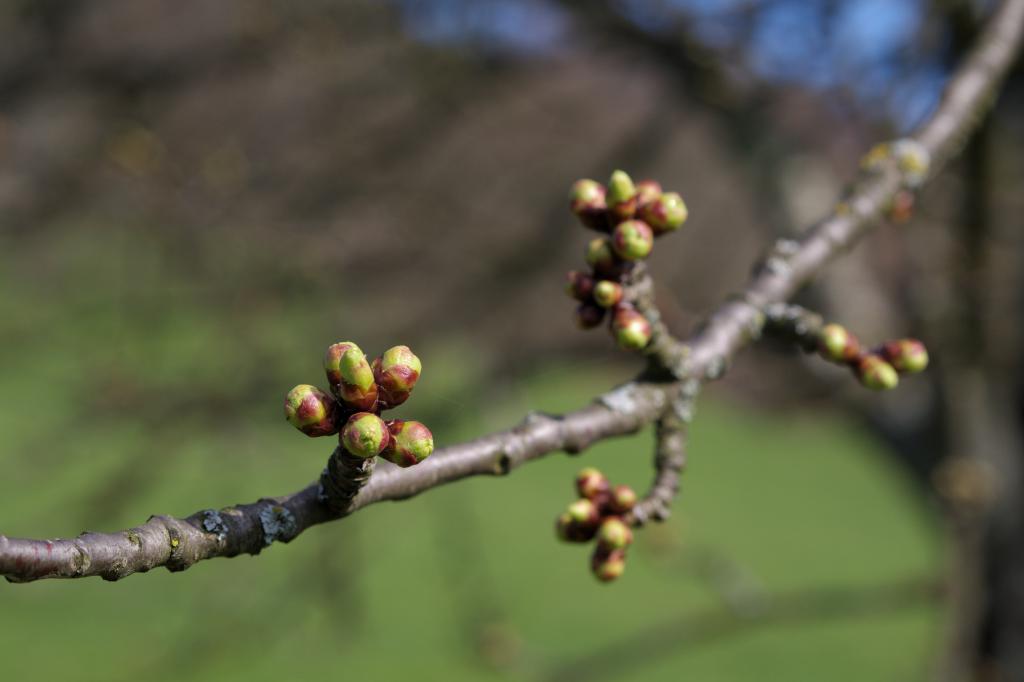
[860,138,930,223]
[555,467,639,582]
[816,324,929,391]
[566,170,687,351]
[284,342,434,467]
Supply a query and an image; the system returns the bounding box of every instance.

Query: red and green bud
[611,220,654,261]
[555,512,595,543]
[567,498,600,528]
[640,191,688,234]
[855,354,900,391]
[373,345,422,409]
[880,339,929,374]
[284,384,340,437]
[609,485,637,513]
[585,237,619,276]
[324,341,359,386]
[592,280,624,308]
[596,517,633,552]
[569,179,608,231]
[575,467,610,500]
[818,324,861,364]
[591,548,626,582]
[333,346,379,411]
[565,270,596,301]
[611,307,652,351]
[575,302,606,330]
[606,169,638,220]
[381,419,434,467]
[340,412,390,458]
[635,179,662,207]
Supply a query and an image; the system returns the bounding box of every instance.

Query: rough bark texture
[2,0,1023,584]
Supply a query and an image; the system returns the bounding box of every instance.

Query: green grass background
[0,231,941,681]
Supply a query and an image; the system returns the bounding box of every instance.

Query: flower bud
[569,179,608,231]
[611,307,652,351]
[596,517,633,552]
[567,498,600,528]
[892,139,930,187]
[591,548,626,582]
[565,270,596,302]
[855,354,899,391]
[584,237,620,276]
[284,384,340,437]
[880,339,929,374]
[333,346,379,411]
[575,302,606,330]
[611,220,654,261]
[324,341,359,386]
[381,419,434,467]
[592,280,624,308]
[575,467,609,499]
[817,323,861,364]
[555,512,595,543]
[640,192,688,234]
[609,485,637,514]
[340,412,390,458]
[635,179,662,207]
[373,345,422,409]
[606,169,638,220]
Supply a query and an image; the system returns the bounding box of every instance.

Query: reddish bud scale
[585,237,621,277]
[880,339,929,374]
[596,517,634,552]
[635,179,662,207]
[575,303,606,330]
[284,384,340,437]
[640,192,688,234]
[611,220,654,261]
[324,341,358,386]
[817,324,861,364]
[340,412,390,458]
[592,280,624,309]
[374,345,422,409]
[567,498,601,528]
[609,485,637,513]
[381,419,434,467]
[556,512,598,543]
[611,306,652,351]
[565,271,596,302]
[334,346,379,412]
[591,548,627,582]
[606,170,638,221]
[855,354,899,391]
[575,467,610,500]
[569,179,608,231]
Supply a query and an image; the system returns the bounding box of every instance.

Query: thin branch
[2,0,1023,584]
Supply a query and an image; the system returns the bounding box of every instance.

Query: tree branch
[2,0,1023,584]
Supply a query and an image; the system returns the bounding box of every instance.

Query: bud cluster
[555,467,639,583]
[284,341,434,467]
[815,323,929,391]
[566,170,688,351]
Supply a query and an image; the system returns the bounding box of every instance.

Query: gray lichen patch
[599,383,665,416]
[200,509,229,542]
[258,505,297,547]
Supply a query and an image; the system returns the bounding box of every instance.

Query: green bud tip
[584,237,618,274]
[324,341,359,386]
[606,170,638,220]
[592,280,623,308]
[856,354,900,391]
[569,179,606,214]
[567,498,600,527]
[565,270,596,302]
[818,323,860,363]
[597,517,633,551]
[610,485,637,513]
[374,345,422,409]
[340,412,390,458]
[612,307,652,351]
[881,339,929,374]
[640,191,688,234]
[381,419,434,467]
[334,347,379,411]
[635,179,662,207]
[575,302,606,330]
[591,548,627,583]
[575,467,609,500]
[284,384,339,437]
[611,220,654,261]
